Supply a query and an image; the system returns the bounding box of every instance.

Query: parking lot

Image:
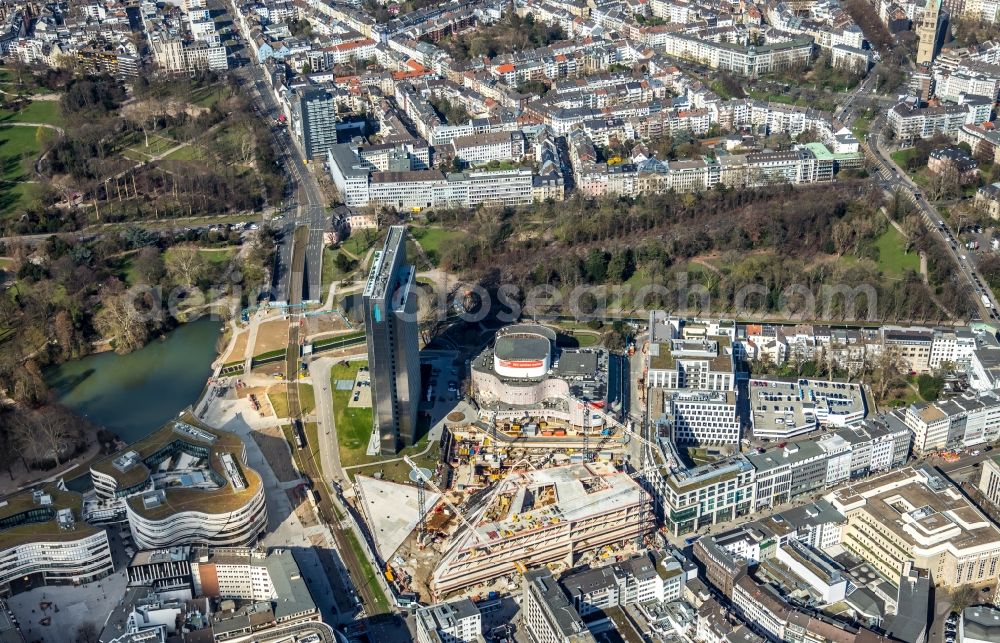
[347,366,371,408]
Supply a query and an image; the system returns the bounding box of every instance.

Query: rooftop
[749,377,866,438]
[92,413,263,521]
[0,483,99,550]
[962,605,1000,642]
[826,467,1000,554]
[525,569,591,640]
[473,462,646,543]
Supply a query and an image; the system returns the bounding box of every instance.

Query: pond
[46,317,223,445]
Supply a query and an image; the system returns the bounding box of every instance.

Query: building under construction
[429,462,652,598]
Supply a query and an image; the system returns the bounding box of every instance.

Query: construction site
[350,388,662,604]
[360,456,654,604]
[340,322,659,605]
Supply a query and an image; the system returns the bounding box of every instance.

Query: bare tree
[236,124,257,166]
[928,164,961,201]
[165,244,207,286]
[29,407,79,468]
[873,344,906,402]
[94,283,152,354]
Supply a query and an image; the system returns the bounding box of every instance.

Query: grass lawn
[160,245,236,267]
[267,383,315,418]
[330,361,374,467]
[341,231,379,258]
[890,148,919,170]
[851,113,873,139]
[299,383,316,415]
[199,247,237,264]
[190,84,224,109]
[321,247,337,294]
[163,144,206,161]
[560,330,600,348]
[126,133,177,159]
[410,226,467,266]
[0,126,46,181]
[321,247,358,293]
[347,438,440,484]
[269,390,290,418]
[0,100,61,125]
[0,181,40,218]
[0,126,49,218]
[682,447,716,467]
[343,527,391,613]
[875,227,920,278]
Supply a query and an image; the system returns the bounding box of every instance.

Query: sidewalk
[0,438,103,497]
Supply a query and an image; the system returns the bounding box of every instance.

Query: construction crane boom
[403,456,492,549]
[561,394,662,454]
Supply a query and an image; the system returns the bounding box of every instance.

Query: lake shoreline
[46,317,224,444]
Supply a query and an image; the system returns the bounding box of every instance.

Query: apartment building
[293,87,338,159]
[748,439,843,504]
[0,484,114,596]
[451,131,525,165]
[522,569,595,643]
[732,574,792,640]
[415,599,482,643]
[560,551,691,617]
[843,415,913,478]
[127,546,193,591]
[747,419,911,509]
[648,456,756,536]
[121,546,321,642]
[978,456,1000,507]
[827,467,1000,588]
[656,32,814,75]
[928,147,980,183]
[646,336,736,392]
[929,327,977,368]
[693,537,748,596]
[775,539,848,603]
[645,326,712,375]
[959,124,1000,165]
[697,600,765,643]
[652,388,741,446]
[977,182,1000,219]
[328,143,537,208]
[882,326,935,373]
[195,549,320,638]
[902,392,1000,452]
[935,65,1000,102]
[887,102,971,140]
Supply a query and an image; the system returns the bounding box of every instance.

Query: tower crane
[561,393,676,546]
[404,456,492,550]
[403,455,539,553]
[560,394,675,469]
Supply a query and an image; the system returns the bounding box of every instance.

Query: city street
[861,118,996,321]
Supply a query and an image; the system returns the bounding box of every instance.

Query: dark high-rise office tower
[362,225,420,455]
